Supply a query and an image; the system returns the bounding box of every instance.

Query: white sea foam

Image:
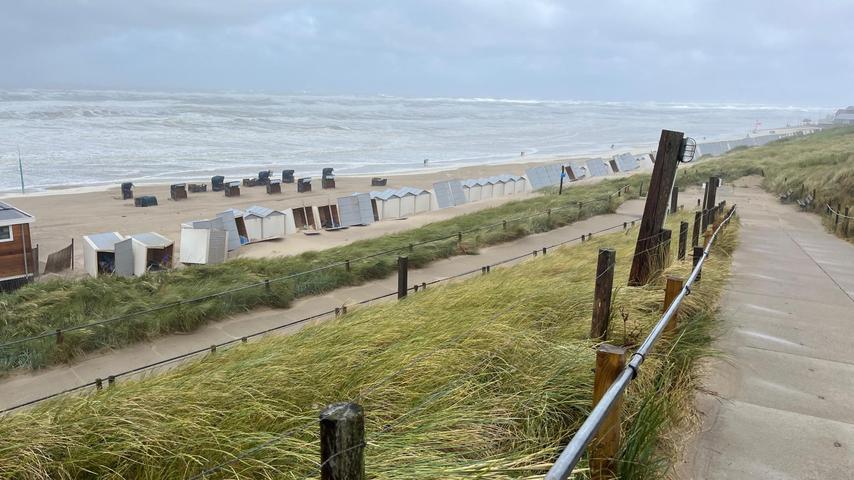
[0,89,831,193]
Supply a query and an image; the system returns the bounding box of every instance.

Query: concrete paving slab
[679,179,854,479]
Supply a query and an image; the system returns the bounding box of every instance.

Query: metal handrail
[545,205,737,480]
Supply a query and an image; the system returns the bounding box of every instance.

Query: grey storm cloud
[1,0,852,104]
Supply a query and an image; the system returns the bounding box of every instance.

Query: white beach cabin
[463,179,482,202]
[179,218,228,265]
[82,232,125,277]
[371,190,401,220]
[243,206,286,242]
[115,232,174,277]
[216,209,247,249]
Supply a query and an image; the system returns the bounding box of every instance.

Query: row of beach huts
[78,173,532,277]
[1,133,791,288]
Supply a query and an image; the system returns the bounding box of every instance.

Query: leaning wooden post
[590,344,627,480]
[662,276,684,335]
[590,248,616,341]
[835,203,841,229]
[397,256,408,299]
[678,221,689,260]
[670,186,679,213]
[320,402,365,480]
[692,211,701,247]
[693,246,704,281]
[702,176,719,231]
[628,130,684,286]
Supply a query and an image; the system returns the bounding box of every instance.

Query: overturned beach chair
[188,183,207,193]
[371,177,387,187]
[134,195,158,207]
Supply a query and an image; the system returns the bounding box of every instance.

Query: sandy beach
[6,155,629,275]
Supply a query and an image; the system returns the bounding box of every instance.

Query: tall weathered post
[397,256,408,299]
[590,248,616,340]
[628,130,684,286]
[692,246,704,281]
[320,403,365,480]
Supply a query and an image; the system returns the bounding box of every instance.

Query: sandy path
[0,201,650,412]
[677,179,854,479]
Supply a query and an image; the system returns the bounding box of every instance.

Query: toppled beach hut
[244,206,287,242]
[83,232,125,277]
[432,179,467,209]
[564,164,586,182]
[180,218,228,265]
[337,193,375,227]
[115,232,174,277]
[0,201,36,292]
[585,158,611,177]
[525,164,563,191]
[216,209,247,250]
[610,153,640,173]
[316,203,342,229]
[291,206,317,230]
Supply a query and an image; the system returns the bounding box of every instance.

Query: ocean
[0,90,830,193]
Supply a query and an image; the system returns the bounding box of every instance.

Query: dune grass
[0,208,737,479]
[0,178,641,372]
[675,126,854,240]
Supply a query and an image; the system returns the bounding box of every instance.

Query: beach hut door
[114,238,135,277]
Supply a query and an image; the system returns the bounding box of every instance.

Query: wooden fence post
[702,176,719,231]
[692,211,701,247]
[345,260,351,273]
[660,229,672,270]
[590,248,616,340]
[590,344,627,479]
[663,276,684,335]
[397,256,408,299]
[628,130,684,286]
[320,402,365,480]
[835,203,841,229]
[845,207,850,237]
[678,221,688,260]
[670,186,679,213]
[693,246,704,281]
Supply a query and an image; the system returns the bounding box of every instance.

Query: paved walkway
[0,204,645,411]
[680,179,854,479]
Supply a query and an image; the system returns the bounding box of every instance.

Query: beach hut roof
[245,205,282,218]
[130,232,173,248]
[85,232,124,250]
[223,208,245,217]
[0,201,34,226]
[397,186,428,196]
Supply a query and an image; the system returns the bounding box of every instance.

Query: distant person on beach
[423,158,429,166]
[521,151,525,157]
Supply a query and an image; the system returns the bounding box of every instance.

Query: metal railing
[545,204,737,480]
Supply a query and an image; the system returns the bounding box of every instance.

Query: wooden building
[0,201,36,292]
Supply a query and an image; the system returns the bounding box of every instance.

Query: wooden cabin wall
[0,224,35,278]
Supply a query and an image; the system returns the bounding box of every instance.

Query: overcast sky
[2,0,851,105]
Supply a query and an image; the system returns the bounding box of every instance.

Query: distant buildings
[833,107,854,125]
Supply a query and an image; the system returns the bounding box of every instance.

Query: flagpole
[17,145,25,194]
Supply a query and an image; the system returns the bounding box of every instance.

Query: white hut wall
[399,195,416,217]
[283,210,297,235]
[83,239,98,277]
[244,216,264,242]
[179,228,211,264]
[415,192,431,213]
[263,214,286,239]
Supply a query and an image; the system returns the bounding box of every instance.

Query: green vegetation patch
[0,210,738,479]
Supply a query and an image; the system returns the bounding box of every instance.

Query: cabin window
[0,226,11,242]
